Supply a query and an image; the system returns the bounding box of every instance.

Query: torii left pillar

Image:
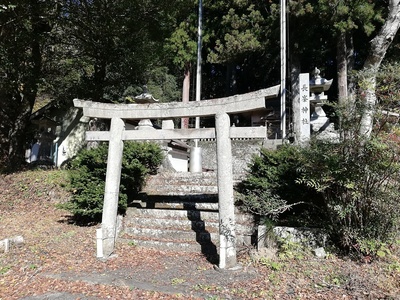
[97,117,125,258]
[215,112,237,269]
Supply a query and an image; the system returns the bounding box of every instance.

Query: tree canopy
[0,0,400,169]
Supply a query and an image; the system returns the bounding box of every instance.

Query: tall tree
[207,0,280,94]
[61,0,178,103]
[0,0,180,169]
[164,0,198,127]
[318,0,383,104]
[359,0,400,137]
[0,1,59,170]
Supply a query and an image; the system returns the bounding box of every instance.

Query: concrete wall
[53,107,90,167]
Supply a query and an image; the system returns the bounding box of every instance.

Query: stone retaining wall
[198,139,282,174]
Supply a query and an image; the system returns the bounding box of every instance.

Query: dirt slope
[0,170,399,299]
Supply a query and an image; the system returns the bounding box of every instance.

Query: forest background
[1,0,400,170]
[1,2,400,297]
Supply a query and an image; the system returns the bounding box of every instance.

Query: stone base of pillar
[218,241,238,269]
[99,226,116,258]
[96,228,103,258]
[189,146,202,172]
[213,264,243,272]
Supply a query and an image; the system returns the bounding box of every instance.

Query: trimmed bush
[61,141,163,223]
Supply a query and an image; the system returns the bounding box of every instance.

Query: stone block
[0,236,24,252]
[257,225,327,249]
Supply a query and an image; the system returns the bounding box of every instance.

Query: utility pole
[190,0,203,172]
[195,0,202,136]
[280,0,287,139]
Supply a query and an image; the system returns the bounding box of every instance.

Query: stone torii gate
[74,84,280,269]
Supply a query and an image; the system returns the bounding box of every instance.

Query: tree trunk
[93,61,106,102]
[181,62,190,129]
[290,54,301,144]
[226,64,237,96]
[7,102,33,169]
[337,31,348,105]
[347,34,355,103]
[337,32,356,138]
[359,0,400,137]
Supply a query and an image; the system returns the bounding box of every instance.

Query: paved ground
[19,252,260,300]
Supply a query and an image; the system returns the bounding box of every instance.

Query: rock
[272,226,327,248]
[314,247,326,258]
[250,247,277,261]
[0,235,24,252]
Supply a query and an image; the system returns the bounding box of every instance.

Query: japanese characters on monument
[299,73,310,143]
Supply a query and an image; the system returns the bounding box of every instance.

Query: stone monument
[293,68,335,144]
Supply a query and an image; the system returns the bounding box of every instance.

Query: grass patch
[171,278,186,285]
[0,266,12,275]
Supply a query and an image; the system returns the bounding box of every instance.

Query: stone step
[143,184,218,196]
[124,228,214,244]
[120,228,253,251]
[124,208,255,225]
[124,216,211,232]
[135,194,218,208]
[120,171,256,255]
[118,238,211,254]
[144,172,217,187]
[123,214,254,235]
[134,200,219,211]
[146,171,217,179]
[142,172,245,196]
[121,207,255,253]
[137,193,219,202]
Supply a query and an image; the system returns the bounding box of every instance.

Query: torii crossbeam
[74,85,280,269]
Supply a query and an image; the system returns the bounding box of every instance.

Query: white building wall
[54,107,90,167]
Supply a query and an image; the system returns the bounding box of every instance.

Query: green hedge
[61,141,163,223]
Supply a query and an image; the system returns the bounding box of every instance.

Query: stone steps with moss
[120,172,255,255]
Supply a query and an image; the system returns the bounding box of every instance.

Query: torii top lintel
[74,85,280,120]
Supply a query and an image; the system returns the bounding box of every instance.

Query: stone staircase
[119,172,256,261]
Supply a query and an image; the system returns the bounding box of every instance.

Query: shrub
[61,141,163,223]
[297,134,400,251]
[239,64,400,256]
[238,127,400,254]
[235,145,321,223]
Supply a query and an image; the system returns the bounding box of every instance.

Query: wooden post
[215,112,237,269]
[100,117,125,257]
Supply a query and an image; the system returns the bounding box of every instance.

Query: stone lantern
[294,68,334,145]
[134,85,159,130]
[309,67,333,132]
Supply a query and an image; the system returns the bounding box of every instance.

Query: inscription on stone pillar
[298,73,311,144]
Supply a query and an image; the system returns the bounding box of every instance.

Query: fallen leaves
[1,170,399,299]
